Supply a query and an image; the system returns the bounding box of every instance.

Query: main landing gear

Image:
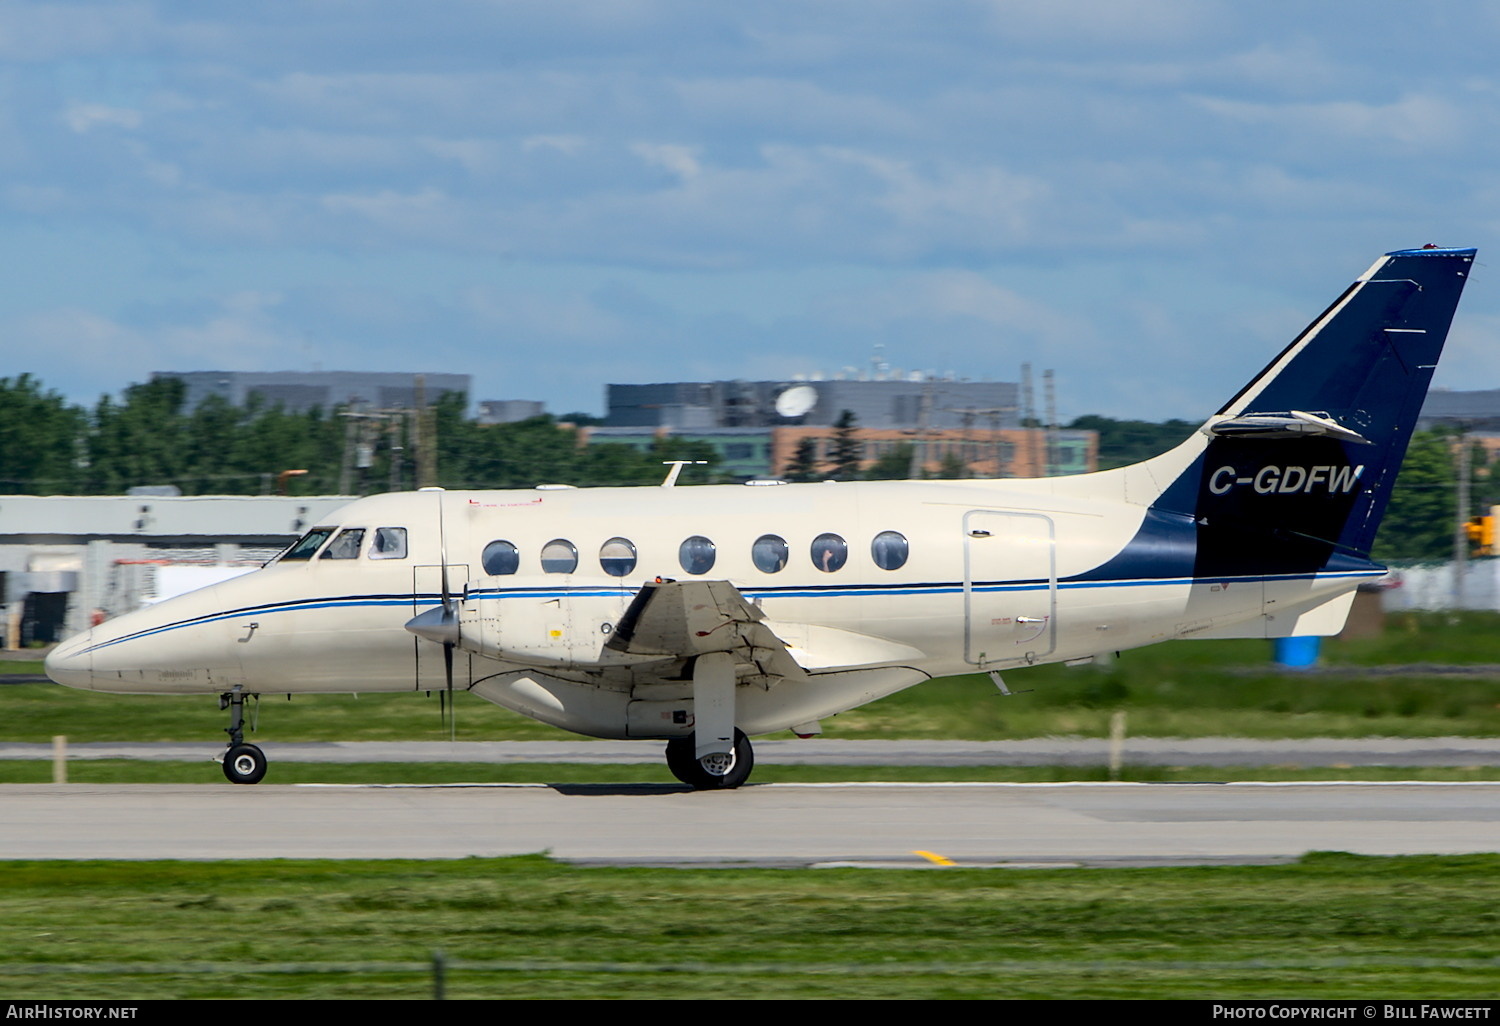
[665,728,754,789]
[219,687,267,785]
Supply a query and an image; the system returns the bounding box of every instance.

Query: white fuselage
[45,465,1371,740]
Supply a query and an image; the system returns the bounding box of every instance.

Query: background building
[584,424,1096,480]
[477,400,547,424]
[605,378,1020,431]
[153,371,471,413]
[1419,388,1500,431]
[594,375,1093,480]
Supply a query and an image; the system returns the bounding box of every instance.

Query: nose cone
[45,630,94,689]
[405,605,459,646]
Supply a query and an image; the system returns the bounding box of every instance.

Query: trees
[1373,429,1456,563]
[783,438,820,482]
[0,369,1472,572]
[828,410,862,480]
[85,378,189,493]
[0,375,86,493]
[865,442,915,481]
[1067,415,1194,470]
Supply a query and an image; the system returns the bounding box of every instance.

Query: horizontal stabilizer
[1204,409,1372,444]
[1187,589,1359,639]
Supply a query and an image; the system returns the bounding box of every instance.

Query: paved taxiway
[7,737,1500,765]
[5,781,1498,865]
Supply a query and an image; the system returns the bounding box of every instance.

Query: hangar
[0,494,348,648]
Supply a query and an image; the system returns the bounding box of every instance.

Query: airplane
[44,245,1476,789]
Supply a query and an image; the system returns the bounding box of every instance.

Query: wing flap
[607,580,805,680]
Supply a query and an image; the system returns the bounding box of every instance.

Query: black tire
[223,743,267,785]
[663,729,754,790]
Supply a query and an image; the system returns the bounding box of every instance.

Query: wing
[605,579,806,684]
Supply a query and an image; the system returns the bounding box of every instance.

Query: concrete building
[477,400,547,424]
[583,424,1096,481]
[152,371,471,413]
[605,378,1020,431]
[0,495,349,647]
[590,375,1102,480]
[1418,388,1500,431]
[773,426,1096,479]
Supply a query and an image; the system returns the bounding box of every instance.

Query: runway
[7,736,1500,765]
[5,781,1499,865]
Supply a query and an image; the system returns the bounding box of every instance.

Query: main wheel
[664,729,754,790]
[222,743,267,785]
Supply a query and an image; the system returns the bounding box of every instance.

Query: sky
[4,0,1500,422]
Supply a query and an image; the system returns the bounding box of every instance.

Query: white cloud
[3,4,1500,421]
[6,294,313,404]
[1192,93,1464,149]
[63,103,141,133]
[631,142,702,183]
[522,134,587,155]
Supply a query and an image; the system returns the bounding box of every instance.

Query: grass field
[3,853,1498,999]
[7,610,1500,745]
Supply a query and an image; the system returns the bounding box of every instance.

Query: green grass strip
[3,852,1499,999]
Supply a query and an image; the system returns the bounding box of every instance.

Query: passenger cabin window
[679,536,716,575]
[811,533,848,573]
[871,531,909,571]
[281,528,334,561]
[541,539,579,574]
[370,527,408,560]
[482,540,520,575]
[752,534,789,573]
[599,537,637,577]
[321,528,365,560]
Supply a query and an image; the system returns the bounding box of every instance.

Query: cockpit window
[281,528,334,561]
[370,527,408,560]
[321,528,365,560]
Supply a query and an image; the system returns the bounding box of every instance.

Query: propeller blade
[443,638,455,742]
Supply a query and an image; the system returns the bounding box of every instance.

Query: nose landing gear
[219,687,267,785]
[223,742,267,784]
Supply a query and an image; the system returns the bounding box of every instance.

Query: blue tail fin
[1148,246,1475,575]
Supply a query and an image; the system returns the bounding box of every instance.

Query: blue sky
[4,1,1499,421]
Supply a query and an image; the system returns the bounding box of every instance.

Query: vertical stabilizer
[1085,247,1475,583]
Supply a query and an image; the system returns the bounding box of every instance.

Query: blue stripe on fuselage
[76,569,1385,656]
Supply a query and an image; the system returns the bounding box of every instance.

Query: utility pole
[906,380,933,479]
[1455,426,1471,609]
[415,374,438,488]
[388,414,405,493]
[1020,363,1039,476]
[337,412,359,495]
[1043,368,1059,477]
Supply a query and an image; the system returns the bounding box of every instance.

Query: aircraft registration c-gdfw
[45,247,1477,788]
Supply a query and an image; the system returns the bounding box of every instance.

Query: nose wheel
[223,743,267,785]
[665,729,754,789]
[219,687,268,785]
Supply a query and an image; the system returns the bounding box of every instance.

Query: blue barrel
[1274,636,1321,668]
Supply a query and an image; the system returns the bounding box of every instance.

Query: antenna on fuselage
[660,461,708,487]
